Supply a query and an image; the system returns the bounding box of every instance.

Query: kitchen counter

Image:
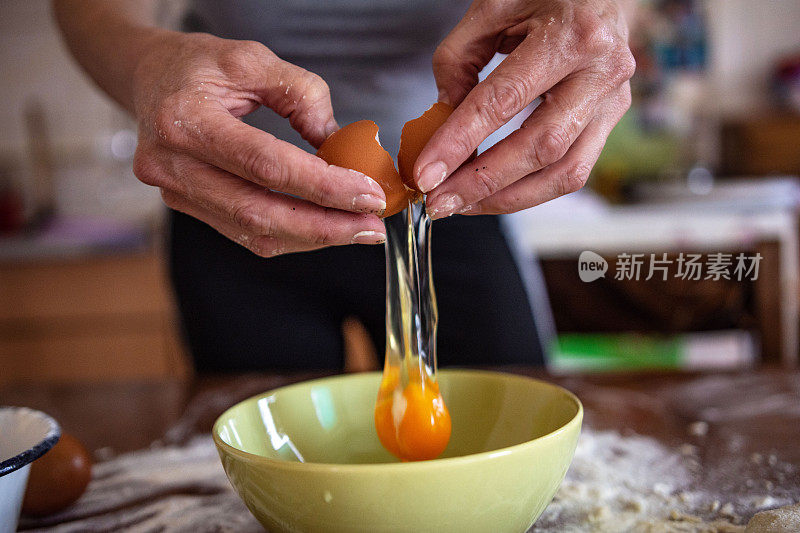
[4,368,799,531]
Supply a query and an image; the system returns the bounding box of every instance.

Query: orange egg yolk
[374,366,451,461]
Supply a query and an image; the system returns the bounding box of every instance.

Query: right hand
[131,32,388,257]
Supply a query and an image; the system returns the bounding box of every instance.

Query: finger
[159,157,387,246]
[425,69,620,217]
[156,106,386,215]
[214,41,338,146]
[161,190,324,258]
[464,89,630,214]
[257,57,340,148]
[417,34,580,193]
[432,3,502,108]
[467,119,607,215]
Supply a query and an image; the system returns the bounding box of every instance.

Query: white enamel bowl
[0,407,60,533]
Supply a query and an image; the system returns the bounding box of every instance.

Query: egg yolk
[374,366,451,461]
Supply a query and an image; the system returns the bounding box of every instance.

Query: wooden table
[3,368,799,529]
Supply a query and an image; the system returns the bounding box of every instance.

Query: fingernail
[351,230,387,245]
[417,161,448,193]
[438,89,451,106]
[352,194,386,215]
[428,193,464,220]
[324,119,339,138]
[360,173,386,197]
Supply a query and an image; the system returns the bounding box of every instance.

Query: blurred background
[1,0,800,387]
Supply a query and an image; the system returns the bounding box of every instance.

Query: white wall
[0,1,129,157]
[706,0,800,116]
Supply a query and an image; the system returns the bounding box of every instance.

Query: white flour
[535,429,795,532]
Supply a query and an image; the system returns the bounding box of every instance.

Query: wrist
[54,2,179,114]
[130,29,190,117]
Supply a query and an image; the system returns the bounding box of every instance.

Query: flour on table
[19,437,263,533]
[534,430,794,533]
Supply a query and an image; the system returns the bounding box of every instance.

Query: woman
[53,0,633,372]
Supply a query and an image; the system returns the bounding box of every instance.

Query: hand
[416,0,635,218]
[131,32,388,257]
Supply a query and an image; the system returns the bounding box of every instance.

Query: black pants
[168,210,544,372]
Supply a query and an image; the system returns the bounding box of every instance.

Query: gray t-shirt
[183,1,469,157]
[181,2,556,355]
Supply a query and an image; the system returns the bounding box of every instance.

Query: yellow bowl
[213,369,582,533]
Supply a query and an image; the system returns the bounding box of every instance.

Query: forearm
[52,0,170,112]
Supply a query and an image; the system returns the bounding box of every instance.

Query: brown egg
[398,102,455,191]
[22,432,92,516]
[317,120,414,218]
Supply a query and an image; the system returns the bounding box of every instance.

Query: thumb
[432,7,498,107]
[229,44,338,148]
[261,58,339,148]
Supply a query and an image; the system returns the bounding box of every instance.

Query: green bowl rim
[211,368,583,472]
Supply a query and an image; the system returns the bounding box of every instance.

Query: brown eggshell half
[317,120,413,218]
[398,102,455,191]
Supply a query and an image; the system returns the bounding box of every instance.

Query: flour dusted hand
[130,33,388,256]
[416,0,635,218]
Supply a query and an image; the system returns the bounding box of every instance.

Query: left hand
[416,0,635,218]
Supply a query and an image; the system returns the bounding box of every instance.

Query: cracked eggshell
[317,120,412,218]
[398,102,454,191]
